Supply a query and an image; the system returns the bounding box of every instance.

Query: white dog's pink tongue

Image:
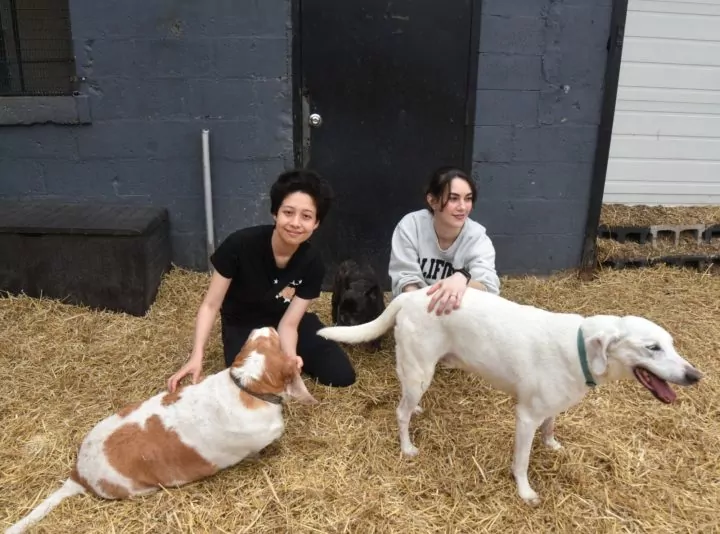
[651,375,676,403]
[638,368,676,403]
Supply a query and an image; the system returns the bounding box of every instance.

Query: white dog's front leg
[540,416,562,451]
[512,411,541,506]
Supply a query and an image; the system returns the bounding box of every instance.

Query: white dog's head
[583,315,702,403]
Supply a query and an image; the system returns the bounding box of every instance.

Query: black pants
[221,312,356,387]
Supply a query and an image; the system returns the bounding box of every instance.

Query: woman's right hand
[167,352,204,393]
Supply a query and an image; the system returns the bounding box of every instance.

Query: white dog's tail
[5,478,86,534]
[317,291,411,344]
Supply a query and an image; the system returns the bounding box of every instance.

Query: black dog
[331,259,386,350]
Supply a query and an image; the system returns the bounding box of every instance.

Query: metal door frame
[579,0,629,278]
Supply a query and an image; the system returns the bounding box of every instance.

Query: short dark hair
[270,169,333,224]
[425,166,477,213]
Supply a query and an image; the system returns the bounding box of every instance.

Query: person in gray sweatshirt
[388,166,500,315]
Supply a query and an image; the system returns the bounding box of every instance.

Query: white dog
[6,327,317,534]
[317,288,702,505]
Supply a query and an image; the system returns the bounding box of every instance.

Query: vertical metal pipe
[202,129,215,271]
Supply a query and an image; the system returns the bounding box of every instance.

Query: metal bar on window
[0,7,8,93]
[0,0,75,96]
[8,0,24,92]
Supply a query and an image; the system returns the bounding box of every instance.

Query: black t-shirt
[210,225,325,324]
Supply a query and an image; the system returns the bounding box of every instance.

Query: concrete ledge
[0,94,92,125]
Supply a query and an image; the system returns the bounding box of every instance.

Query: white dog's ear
[585,331,620,376]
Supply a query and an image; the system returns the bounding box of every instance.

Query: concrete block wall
[0,0,614,275]
[473,0,612,275]
[0,0,293,269]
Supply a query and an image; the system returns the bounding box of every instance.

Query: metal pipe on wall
[201,129,215,271]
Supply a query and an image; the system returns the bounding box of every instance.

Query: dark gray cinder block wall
[0,0,613,275]
[0,0,293,270]
[473,0,611,275]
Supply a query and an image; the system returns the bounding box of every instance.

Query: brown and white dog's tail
[5,478,85,534]
[317,291,410,344]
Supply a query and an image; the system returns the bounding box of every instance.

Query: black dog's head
[332,259,385,327]
[336,279,384,326]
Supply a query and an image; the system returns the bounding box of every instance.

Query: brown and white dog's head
[231,327,317,405]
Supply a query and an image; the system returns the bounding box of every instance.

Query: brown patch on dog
[104,415,218,491]
[230,334,278,369]
[71,464,129,500]
[230,327,299,409]
[161,387,183,406]
[238,389,265,410]
[117,400,142,418]
[98,478,130,500]
[69,465,96,496]
[161,376,206,406]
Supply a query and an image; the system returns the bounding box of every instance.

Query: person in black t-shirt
[167,169,356,391]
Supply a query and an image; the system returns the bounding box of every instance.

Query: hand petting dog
[427,272,487,315]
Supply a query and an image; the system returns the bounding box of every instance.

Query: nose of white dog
[682,365,702,386]
[666,346,703,386]
[662,348,703,387]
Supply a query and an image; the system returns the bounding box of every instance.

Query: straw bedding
[599,203,720,266]
[596,237,720,264]
[600,204,720,227]
[1,265,719,533]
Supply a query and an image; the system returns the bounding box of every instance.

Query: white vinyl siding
[604,0,720,205]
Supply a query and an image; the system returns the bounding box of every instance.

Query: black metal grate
[0,0,76,96]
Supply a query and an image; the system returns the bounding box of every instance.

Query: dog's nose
[684,367,702,385]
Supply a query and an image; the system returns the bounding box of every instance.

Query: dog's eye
[646,344,661,352]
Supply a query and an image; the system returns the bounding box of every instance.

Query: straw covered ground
[1,266,719,533]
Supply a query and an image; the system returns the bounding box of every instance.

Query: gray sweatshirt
[388,209,501,297]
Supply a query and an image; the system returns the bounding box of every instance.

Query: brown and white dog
[6,327,317,534]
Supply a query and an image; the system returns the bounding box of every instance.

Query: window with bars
[0,0,76,97]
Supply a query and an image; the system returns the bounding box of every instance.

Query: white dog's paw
[519,489,541,507]
[401,444,419,457]
[412,406,423,415]
[544,438,562,451]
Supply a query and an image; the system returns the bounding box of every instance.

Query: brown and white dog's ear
[286,374,318,404]
[268,327,281,344]
[280,359,317,405]
[585,331,620,376]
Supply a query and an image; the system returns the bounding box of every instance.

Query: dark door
[294,0,480,289]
